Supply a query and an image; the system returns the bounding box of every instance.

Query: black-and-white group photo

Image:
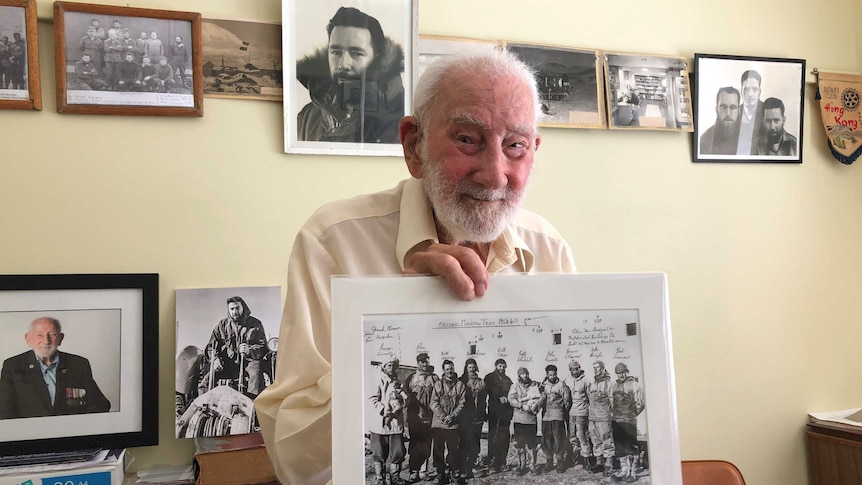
[361,309,651,485]
[61,10,194,107]
[506,43,605,129]
[175,286,281,438]
[605,53,693,132]
[284,0,414,155]
[694,54,805,163]
[0,4,27,99]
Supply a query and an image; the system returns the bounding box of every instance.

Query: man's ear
[399,116,423,178]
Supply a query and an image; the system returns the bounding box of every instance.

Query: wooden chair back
[681,460,746,485]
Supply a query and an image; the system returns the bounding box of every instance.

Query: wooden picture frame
[283,0,416,156]
[0,273,159,455]
[604,51,693,132]
[53,2,202,116]
[505,42,606,129]
[0,0,41,110]
[693,53,805,163]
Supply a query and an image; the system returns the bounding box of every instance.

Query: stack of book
[193,432,277,485]
[0,448,127,485]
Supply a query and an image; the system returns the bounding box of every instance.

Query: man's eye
[457,136,474,144]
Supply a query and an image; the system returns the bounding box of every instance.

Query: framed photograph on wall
[53,2,202,116]
[283,0,416,156]
[331,273,682,485]
[604,51,693,132]
[505,42,606,129]
[693,53,805,163]
[0,0,40,110]
[0,273,159,455]
[202,17,283,101]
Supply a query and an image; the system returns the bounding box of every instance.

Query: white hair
[412,46,542,134]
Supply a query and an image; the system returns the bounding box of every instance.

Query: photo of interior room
[605,53,692,131]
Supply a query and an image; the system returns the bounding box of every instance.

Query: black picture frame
[0,273,159,455]
[693,53,806,163]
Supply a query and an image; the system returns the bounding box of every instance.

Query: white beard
[420,147,527,244]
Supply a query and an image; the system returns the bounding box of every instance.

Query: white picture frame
[282,0,416,156]
[331,273,681,485]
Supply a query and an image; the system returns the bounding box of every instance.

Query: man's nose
[474,148,508,189]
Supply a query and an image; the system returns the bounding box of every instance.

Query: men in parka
[404,353,439,481]
[368,357,409,485]
[430,360,466,485]
[459,358,487,478]
[588,360,615,476]
[508,367,544,476]
[563,360,592,467]
[610,363,645,483]
[540,364,571,473]
[295,6,404,144]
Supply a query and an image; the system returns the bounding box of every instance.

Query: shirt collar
[395,178,534,272]
[34,351,59,371]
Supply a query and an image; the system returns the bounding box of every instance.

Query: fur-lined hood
[296,36,404,102]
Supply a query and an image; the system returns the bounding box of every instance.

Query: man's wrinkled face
[741,77,761,110]
[228,302,243,322]
[25,319,64,362]
[763,107,786,144]
[327,26,374,81]
[417,72,538,244]
[716,91,740,128]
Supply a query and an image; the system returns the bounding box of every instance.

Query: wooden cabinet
[807,421,862,485]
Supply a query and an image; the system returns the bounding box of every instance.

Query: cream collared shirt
[254,178,576,484]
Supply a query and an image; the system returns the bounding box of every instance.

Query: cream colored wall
[2,0,860,484]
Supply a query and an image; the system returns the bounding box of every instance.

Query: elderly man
[295,6,404,143]
[0,317,110,419]
[255,48,576,485]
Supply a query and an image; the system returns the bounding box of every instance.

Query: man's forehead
[448,112,534,138]
[329,26,372,48]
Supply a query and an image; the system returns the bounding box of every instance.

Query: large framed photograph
[604,52,693,132]
[0,0,40,110]
[283,0,416,156]
[693,53,805,163]
[332,273,681,485]
[53,2,202,116]
[202,18,283,101]
[0,274,159,455]
[505,42,606,129]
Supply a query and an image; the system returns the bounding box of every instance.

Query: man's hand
[212,356,223,372]
[404,243,488,300]
[239,342,249,355]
